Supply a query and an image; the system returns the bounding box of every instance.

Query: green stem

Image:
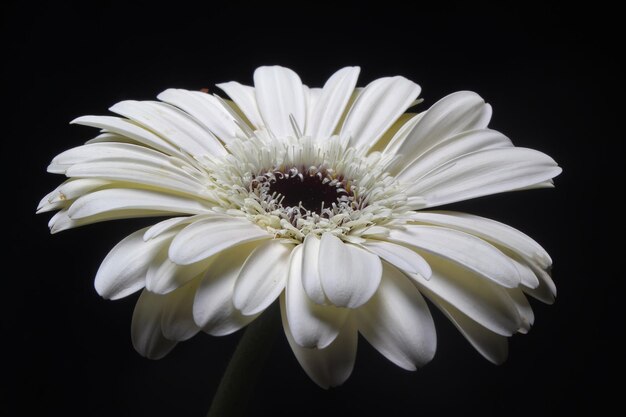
[206,302,280,417]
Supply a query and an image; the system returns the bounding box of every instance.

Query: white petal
[508,288,534,333]
[370,113,421,153]
[168,216,270,265]
[71,115,182,156]
[281,296,357,389]
[253,66,306,138]
[511,258,540,289]
[68,188,213,220]
[233,240,291,316]
[359,225,391,238]
[48,207,164,234]
[356,263,436,370]
[109,100,226,157]
[131,290,177,359]
[429,292,508,364]
[388,225,520,288]
[143,215,208,241]
[304,86,322,129]
[361,240,431,279]
[414,254,522,336]
[406,211,552,269]
[38,190,65,213]
[407,147,562,208]
[66,163,208,200]
[341,76,421,149]
[37,178,110,213]
[193,242,262,335]
[523,262,557,304]
[381,112,425,156]
[64,157,211,200]
[95,227,174,300]
[160,279,201,341]
[301,234,325,304]
[48,142,174,174]
[49,142,212,199]
[397,129,513,182]
[85,132,136,145]
[157,89,242,142]
[318,233,382,308]
[45,178,111,203]
[216,81,264,128]
[387,91,492,172]
[306,67,360,138]
[145,247,213,295]
[286,245,348,349]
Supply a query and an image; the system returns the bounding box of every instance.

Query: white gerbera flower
[39,66,561,388]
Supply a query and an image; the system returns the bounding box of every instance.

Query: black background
[4,2,621,416]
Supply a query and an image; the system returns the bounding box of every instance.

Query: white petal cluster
[39,66,561,388]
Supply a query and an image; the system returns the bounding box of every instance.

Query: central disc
[269,174,344,214]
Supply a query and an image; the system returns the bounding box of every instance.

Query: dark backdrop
[4,2,621,416]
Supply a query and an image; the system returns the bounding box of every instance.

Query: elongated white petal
[523,261,557,304]
[68,189,213,220]
[507,288,534,333]
[48,208,171,234]
[44,178,111,203]
[361,240,431,279]
[37,178,111,213]
[168,216,270,265]
[72,115,181,156]
[281,296,357,389]
[146,248,213,295]
[110,100,226,157]
[48,142,176,174]
[381,112,425,156]
[511,258,540,289]
[95,227,174,300]
[193,241,262,335]
[406,211,552,269]
[387,91,492,172]
[304,86,322,129]
[429,291,508,364]
[160,279,201,341]
[253,66,306,138]
[157,89,242,142]
[144,218,214,294]
[66,162,210,199]
[216,82,264,128]
[38,190,65,213]
[357,263,436,370]
[341,76,421,149]
[49,142,213,199]
[397,129,513,182]
[407,147,562,207]
[388,225,520,288]
[143,215,209,241]
[286,246,348,348]
[131,290,177,359]
[85,132,136,145]
[318,233,382,308]
[301,234,325,304]
[414,254,522,336]
[306,67,360,138]
[233,240,291,316]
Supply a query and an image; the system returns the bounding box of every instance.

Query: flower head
[39,66,561,387]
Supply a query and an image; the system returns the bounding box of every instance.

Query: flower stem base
[207,302,280,417]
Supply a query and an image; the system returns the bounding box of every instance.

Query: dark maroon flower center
[268,172,349,214]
